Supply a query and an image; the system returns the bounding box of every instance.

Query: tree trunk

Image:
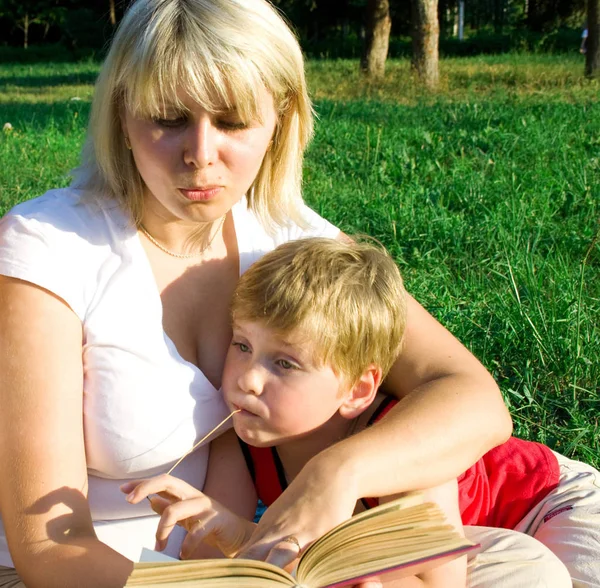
[494,0,505,34]
[109,0,117,26]
[360,0,392,80]
[411,0,439,89]
[23,13,29,49]
[586,0,600,78]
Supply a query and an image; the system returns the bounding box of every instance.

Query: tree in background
[586,0,600,77]
[360,0,392,78]
[0,0,65,48]
[411,0,439,88]
[527,0,585,31]
[109,0,116,27]
[0,0,588,56]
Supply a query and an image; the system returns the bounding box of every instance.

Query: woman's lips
[179,186,223,201]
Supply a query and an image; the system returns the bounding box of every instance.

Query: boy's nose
[237,365,264,396]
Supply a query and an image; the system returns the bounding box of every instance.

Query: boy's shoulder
[354,393,398,434]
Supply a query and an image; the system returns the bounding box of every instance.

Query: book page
[296,494,476,587]
[138,548,179,563]
[322,546,476,588]
[127,559,296,587]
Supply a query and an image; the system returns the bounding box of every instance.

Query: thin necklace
[139,215,226,259]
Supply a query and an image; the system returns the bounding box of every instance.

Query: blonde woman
[0,0,511,586]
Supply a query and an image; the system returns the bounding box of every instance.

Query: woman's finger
[263,538,303,570]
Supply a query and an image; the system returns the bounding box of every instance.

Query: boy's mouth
[232,403,259,417]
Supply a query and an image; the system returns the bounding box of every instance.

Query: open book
[126,493,477,587]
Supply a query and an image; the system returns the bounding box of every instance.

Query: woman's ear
[119,109,131,148]
[338,365,382,420]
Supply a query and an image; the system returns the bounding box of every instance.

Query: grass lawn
[0,53,598,466]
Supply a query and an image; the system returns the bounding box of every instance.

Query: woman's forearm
[315,370,512,498]
[14,537,133,588]
[320,291,513,498]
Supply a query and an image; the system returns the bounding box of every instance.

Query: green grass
[1,54,598,467]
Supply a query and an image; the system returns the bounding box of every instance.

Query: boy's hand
[120,475,255,559]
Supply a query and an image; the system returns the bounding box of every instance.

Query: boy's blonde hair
[72,0,312,230]
[231,238,407,386]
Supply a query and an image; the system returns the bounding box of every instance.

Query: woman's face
[122,86,277,225]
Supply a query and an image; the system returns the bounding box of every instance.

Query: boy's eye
[232,341,250,353]
[276,359,296,370]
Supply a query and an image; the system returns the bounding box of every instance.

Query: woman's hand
[237,446,358,568]
[235,452,384,588]
[121,475,255,559]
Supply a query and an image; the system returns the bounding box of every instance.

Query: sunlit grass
[307,54,596,104]
[1,54,598,467]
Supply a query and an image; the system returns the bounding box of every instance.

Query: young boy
[123,237,600,587]
[124,237,468,587]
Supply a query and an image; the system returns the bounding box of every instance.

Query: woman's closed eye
[152,115,187,128]
[217,119,249,132]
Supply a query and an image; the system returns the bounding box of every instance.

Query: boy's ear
[338,365,382,420]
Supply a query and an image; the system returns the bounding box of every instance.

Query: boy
[124,237,468,587]
[123,237,600,587]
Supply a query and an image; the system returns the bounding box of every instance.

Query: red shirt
[240,398,560,529]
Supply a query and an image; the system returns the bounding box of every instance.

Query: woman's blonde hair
[231,238,407,386]
[72,0,313,229]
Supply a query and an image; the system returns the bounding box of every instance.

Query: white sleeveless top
[0,188,339,565]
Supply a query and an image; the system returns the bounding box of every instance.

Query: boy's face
[222,319,350,447]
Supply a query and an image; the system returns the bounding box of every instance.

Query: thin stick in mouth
[166,409,242,475]
[143,410,242,508]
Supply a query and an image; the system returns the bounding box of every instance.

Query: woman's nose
[183,116,218,169]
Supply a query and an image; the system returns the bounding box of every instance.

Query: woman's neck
[140,217,226,259]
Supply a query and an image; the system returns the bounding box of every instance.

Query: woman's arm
[239,292,511,564]
[0,277,133,588]
[351,293,512,493]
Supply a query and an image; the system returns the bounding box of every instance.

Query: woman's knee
[464,526,571,588]
[0,566,25,588]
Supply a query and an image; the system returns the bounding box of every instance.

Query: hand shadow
[25,486,96,544]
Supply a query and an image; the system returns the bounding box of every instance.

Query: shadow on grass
[0,71,99,88]
[0,100,91,131]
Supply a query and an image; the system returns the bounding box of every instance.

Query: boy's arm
[121,430,257,559]
[203,429,258,522]
[377,480,467,588]
[188,428,258,558]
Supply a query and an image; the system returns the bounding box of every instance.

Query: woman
[0,0,512,586]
